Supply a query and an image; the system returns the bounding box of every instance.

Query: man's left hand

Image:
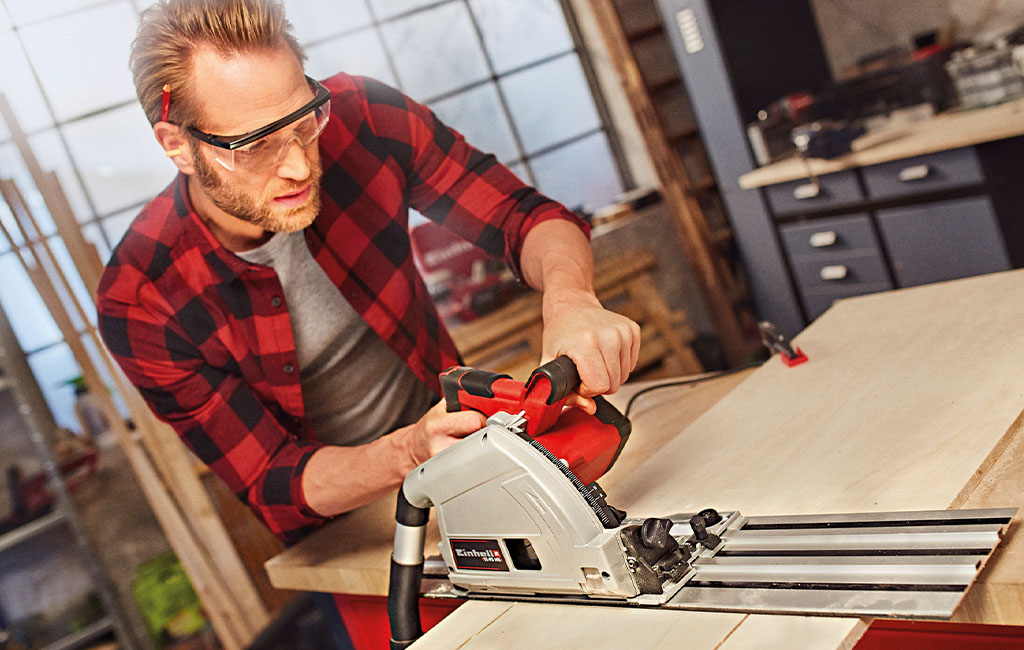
[541,287,641,398]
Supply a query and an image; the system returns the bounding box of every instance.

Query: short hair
[130,0,306,127]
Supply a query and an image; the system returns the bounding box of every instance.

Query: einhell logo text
[451,539,510,571]
[455,548,503,562]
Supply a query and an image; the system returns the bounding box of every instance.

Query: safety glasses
[187,76,331,173]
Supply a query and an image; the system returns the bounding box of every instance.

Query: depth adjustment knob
[689,513,721,550]
[640,517,676,552]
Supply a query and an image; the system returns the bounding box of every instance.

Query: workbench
[265,269,1024,648]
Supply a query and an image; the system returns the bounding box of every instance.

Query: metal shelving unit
[0,305,141,650]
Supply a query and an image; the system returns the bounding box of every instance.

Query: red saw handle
[439,356,631,484]
[440,356,577,434]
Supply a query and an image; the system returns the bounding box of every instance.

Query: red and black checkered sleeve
[357,77,590,281]
[97,261,329,544]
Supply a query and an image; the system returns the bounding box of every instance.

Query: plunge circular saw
[387,358,1013,649]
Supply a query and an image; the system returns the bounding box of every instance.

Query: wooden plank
[587,0,749,366]
[950,413,1024,625]
[0,97,102,296]
[615,270,1024,521]
[738,96,1024,189]
[415,602,746,649]
[716,616,866,650]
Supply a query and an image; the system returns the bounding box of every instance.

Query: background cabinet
[767,140,1023,321]
[877,197,1009,288]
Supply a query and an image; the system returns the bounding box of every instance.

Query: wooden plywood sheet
[415,602,746,650]
[616,270,1024,521]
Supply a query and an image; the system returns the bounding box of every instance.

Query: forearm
[301,431,416,517]
[300,400,486,517]
[520,219,641,395]
[521,219,597,298]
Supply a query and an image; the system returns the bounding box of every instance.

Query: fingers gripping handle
[389,490,429,649]
[525,355,581,404]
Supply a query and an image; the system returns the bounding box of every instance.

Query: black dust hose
[388,489,430,649]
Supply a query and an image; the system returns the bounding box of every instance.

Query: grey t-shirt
[238,231,436,446]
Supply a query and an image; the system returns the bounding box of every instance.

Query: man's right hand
[398,399,487,468]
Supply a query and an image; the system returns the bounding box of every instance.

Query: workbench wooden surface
[738,97,1024,188]
[412,269,1024,648]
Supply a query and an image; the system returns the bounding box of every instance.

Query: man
[99,0,641,544]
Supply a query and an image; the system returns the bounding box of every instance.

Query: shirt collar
[172,173,278,282]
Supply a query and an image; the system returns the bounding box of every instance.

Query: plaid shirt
[98,73,588,543]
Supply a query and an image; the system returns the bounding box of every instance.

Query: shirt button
[283,363,294,374]
[271,296,282,307]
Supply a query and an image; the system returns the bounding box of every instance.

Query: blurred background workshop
[1,0,1024,649]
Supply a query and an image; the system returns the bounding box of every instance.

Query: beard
[191,145,322,233]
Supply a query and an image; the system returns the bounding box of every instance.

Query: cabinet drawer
[877,196,1009,288]
[790,252,892,293]
[779,214,878,259]
[765,170,863,215]
[862,148,984,200]
[800,283,893,320]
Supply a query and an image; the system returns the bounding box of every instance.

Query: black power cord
[623,362,763,418]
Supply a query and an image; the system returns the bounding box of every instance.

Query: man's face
[187,46,323,233]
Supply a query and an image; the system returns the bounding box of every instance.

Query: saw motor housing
[402,411,642,599]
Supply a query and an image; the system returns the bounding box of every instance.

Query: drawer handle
[793,182,821,200]
[809,231,837,248]
[819,265,848,281]
[898,164,931,182]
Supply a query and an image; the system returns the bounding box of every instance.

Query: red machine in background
[410,221,520,323]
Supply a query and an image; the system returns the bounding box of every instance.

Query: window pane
[61,104,175,216]
[430,84,519,164]
[530,132,622,212]
[0,252,63,352]
[99,208,139,249]
[28,129,93,224]
[27,342,81,431]
[468,0,573,74]
[283,0,371,44]
[380,3,489,99]
[17,1,137,122]
[500,54,600,154]
[0,30,54,136]
[305,29,396,85]
[3,0,99,27]
[367,0,442,21]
